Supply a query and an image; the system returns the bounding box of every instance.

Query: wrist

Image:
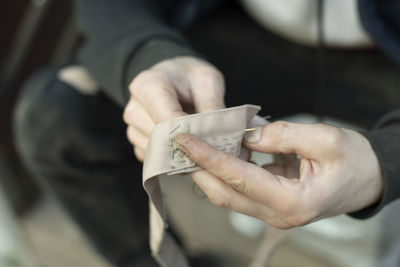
[347,130,386,219]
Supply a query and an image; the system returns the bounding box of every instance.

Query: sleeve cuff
[349,110,400,219]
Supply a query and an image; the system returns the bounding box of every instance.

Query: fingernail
[244,127,262,143]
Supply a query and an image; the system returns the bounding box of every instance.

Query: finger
[134,146,145,162]
[126,126,149,152]
[175,133,295,206]
[130,70,187,123]
[123,98,156,136]
[244,121,342,160]
[191,169,292,228]
[188,67,226,113]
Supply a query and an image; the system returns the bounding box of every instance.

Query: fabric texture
[142,105,261,266]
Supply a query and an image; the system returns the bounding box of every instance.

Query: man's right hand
[123,56,226,162]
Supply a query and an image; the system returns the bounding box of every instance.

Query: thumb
[189,67,226,113]
[244,121,340,160]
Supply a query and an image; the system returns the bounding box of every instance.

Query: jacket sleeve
[350,109,400,219]
[73,0,200,106]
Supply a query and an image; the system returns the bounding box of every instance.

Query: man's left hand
[175,121,383,228]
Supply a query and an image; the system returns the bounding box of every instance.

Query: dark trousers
[13,3,400,267]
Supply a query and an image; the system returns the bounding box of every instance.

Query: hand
[174,121,383,229]
[123,56,225,161]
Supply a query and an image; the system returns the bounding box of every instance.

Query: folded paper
[142,104,263,267]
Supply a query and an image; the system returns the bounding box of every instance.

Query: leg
[14,66,158,267]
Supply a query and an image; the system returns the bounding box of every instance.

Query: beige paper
[143,105,262,267]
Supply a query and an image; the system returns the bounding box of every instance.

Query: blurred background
[0,1,106,266]
[0,1,398,267]
[0,0,76,214]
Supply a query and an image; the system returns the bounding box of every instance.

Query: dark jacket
[73,0,400,218]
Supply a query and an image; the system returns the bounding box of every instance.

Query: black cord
[315,0,325,121]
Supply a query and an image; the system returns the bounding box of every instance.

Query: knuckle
[130,71,149,89]
[126,127,135,143]
[190,66,224,87]
[190,65,221,78]
[123,104,134,124]
[209,156,247,194]
[324,126,345,151]
[208,189,231,209]
[199,149,228,170]
[231,181,248,195]
[227,174,248,195]
[130,70,164,96]
[129,72,146,96]
[193,148,214,167]
[134,147,144,162]
[122,108,130,124]
[268,121,292,152]
[272,120,291,131]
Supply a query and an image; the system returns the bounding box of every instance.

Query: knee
[13,69,63,172]
[14,67,130,181]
